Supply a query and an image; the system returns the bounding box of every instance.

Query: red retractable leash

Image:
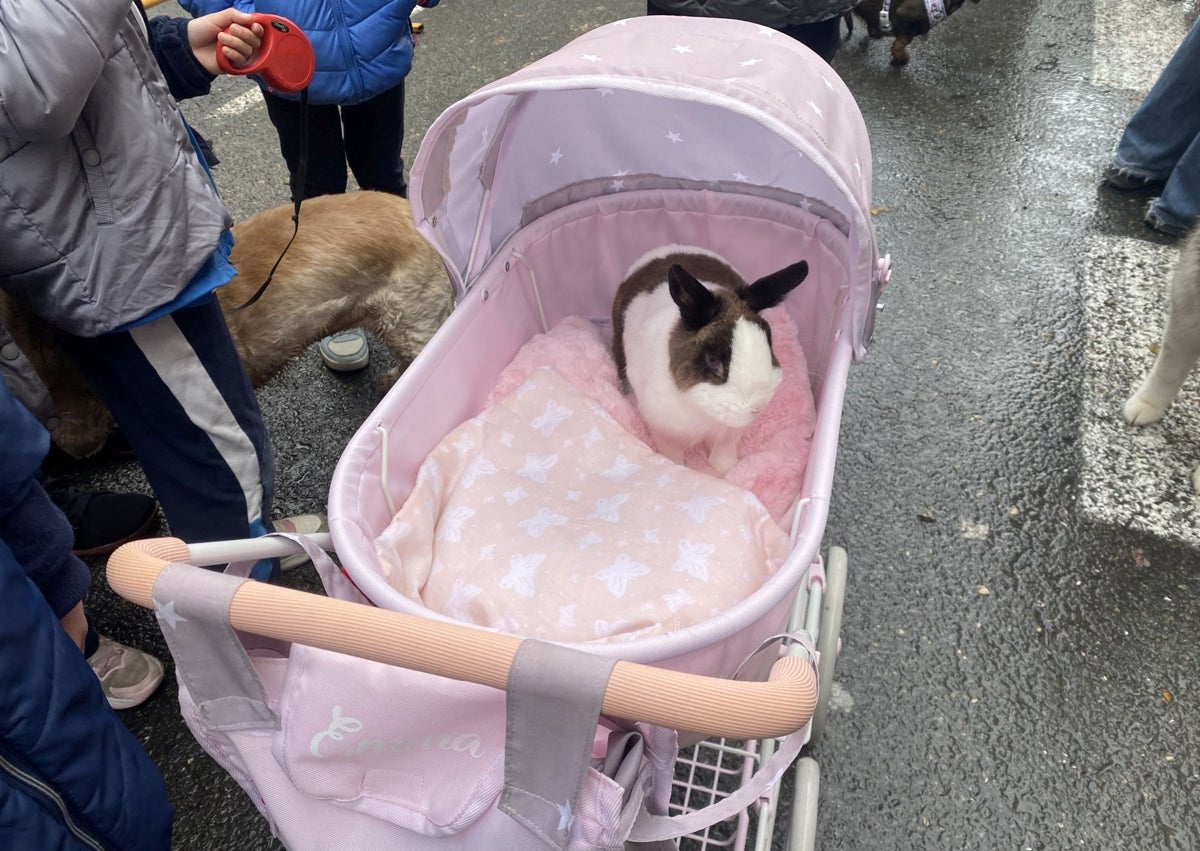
[215,13,315,93]
[217,14,316,310]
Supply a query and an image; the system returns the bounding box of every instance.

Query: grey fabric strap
[270,531,371,605]
[500,640,617,850]
[71,117,114,225]
[152,563,277,730]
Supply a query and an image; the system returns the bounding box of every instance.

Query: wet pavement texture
[65,0,1200,848]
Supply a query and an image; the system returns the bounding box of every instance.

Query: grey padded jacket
[0,0,231,337]
[650,0,857,27]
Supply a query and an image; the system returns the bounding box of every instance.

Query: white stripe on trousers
[129,315,264,524]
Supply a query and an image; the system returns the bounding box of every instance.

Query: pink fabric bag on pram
[149,551,806,850]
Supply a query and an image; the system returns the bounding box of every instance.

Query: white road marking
[1092,0,1193,93]
[828,681,855,713]
[206,87,263,120]
[1079,235,1200,546]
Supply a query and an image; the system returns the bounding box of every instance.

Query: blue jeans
[1113,17,1200,231]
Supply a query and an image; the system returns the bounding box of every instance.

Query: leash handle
[216,13,315,94]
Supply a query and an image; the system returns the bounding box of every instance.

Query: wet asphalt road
[67,0,1200,848]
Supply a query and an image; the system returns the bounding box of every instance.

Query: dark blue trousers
[60,296,277,581]
[263,81,408,200]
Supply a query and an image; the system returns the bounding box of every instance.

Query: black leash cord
[235,86,309,311]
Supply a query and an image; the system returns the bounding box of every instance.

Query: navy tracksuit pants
[60,296,277,581]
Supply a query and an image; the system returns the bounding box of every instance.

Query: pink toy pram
[109,16,887,851]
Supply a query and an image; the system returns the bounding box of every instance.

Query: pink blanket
[488,312,815,525]
[375,367,790,643]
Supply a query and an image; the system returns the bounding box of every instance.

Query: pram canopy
[410,15,883,357]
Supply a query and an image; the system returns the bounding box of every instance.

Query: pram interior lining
[330,188,854,673]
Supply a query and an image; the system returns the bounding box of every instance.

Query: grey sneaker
[87,635,165,710]
[272,513,328,571]
[319,328,370,372]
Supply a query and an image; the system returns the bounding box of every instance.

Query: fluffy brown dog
[0,190,454,459]
[846,0,980,65]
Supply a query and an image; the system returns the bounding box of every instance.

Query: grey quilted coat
[649,0,857,27]
[0,0,231,337]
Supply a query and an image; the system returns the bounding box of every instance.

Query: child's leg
[342,81,408,198]
[60,297,278,581]
[1149,130,1200,234]
[262,88,350,199]
[1113,17,1200,180]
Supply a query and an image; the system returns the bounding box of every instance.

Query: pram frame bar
[107,537,818,740]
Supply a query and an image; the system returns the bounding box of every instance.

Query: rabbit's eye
[704,350,726,380]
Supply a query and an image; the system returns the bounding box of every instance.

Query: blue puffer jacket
[179,0,438,104]
[0,538,173,850]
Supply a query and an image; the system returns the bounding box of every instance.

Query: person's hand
[187,10,264,75]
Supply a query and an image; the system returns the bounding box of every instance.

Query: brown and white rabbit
[612,245,809,474]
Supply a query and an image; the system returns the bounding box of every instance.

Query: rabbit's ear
[668,264,721,330]
[743,260,809,313]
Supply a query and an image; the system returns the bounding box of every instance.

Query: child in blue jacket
[180,0,441,372]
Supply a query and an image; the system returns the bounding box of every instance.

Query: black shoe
[1103,164,1165,192]
[1144,206,1192,240]
[47,488,159,556]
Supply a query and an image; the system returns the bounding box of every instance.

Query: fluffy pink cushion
[487,312,815,525]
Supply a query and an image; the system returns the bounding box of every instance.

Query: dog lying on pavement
[1124,228,1200,492]
[0,190,454,459]
[846,0,981,65]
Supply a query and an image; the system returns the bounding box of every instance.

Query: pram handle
[108,538,818,740]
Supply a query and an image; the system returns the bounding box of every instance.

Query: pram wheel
[809,545,847,745]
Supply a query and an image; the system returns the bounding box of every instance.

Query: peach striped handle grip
[107,538,817,739]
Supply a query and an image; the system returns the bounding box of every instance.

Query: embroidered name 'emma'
[309,705,486,759]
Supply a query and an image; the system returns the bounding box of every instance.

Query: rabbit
[611,245,809,474]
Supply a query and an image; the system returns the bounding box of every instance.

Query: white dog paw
[1124,394,1166,426]
[1193,464,1200,495]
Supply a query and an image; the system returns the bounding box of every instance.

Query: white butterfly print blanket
[374,367,789,643]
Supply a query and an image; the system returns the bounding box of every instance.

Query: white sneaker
[87,635,165,710]
[319,329,370,372]
[272,513,328,571]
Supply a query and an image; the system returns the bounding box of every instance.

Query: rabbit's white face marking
[688,317,783,428]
